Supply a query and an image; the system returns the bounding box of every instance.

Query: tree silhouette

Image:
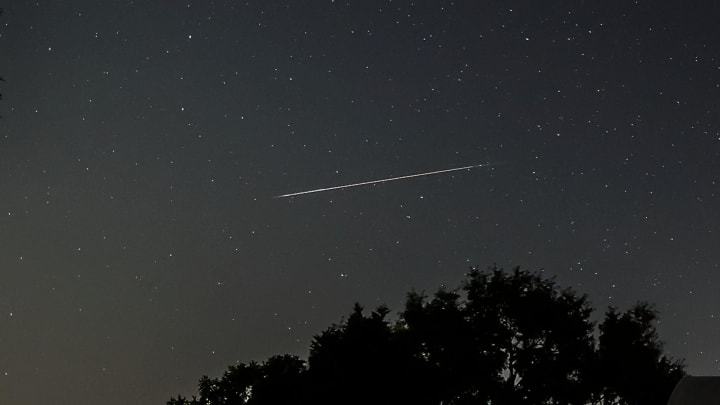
[168,355,307,405]
[308,303,419,404]
[464,266,597,404]
[168,265,685,405]
[249,355,308,404]
[596,303,686,405]
[400,288,497,404]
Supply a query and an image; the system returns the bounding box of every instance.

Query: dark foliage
[596,303,686,405]
[168,265,685,405]
[307,304,409,404]
[168,355,307,405]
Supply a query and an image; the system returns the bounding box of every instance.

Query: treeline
[168,266,685,405]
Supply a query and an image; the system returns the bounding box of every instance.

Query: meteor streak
[274,163,491,198]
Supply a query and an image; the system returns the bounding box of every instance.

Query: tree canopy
[168,265,685,405]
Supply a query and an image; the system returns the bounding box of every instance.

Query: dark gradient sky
[1,1,719,404]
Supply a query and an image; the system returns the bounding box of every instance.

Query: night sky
[1,1,719,403]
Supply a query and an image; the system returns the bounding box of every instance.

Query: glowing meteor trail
[274,163,491,198]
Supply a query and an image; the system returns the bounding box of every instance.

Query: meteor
[274,163,492,198]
